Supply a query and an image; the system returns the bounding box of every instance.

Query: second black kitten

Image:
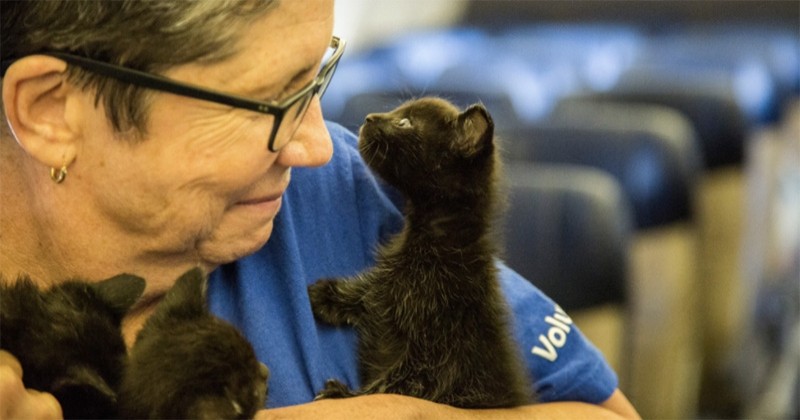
[0,273,145,419]
[308,97,532,408]
[118,268,269,419]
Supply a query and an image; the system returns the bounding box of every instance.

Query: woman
[0,1,639,418]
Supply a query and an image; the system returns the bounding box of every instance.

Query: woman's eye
[395,118,412,128]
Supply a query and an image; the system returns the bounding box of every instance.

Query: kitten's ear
[457,104,494,157]
[93,274,146,318]
[157,267,208,317]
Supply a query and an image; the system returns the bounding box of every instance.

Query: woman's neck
[1,195,202,348]
[1,142,209,348]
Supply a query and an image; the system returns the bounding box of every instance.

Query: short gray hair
[1,0,277,137]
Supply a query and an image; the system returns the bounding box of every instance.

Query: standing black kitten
[118,267,269,419]
[0,273,146,419]
[308,97,532,408]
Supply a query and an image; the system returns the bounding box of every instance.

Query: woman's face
[73,0,335,268]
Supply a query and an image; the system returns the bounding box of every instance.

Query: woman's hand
[255,392,635,420]
[0,350,62,420]
[256,394,458,420]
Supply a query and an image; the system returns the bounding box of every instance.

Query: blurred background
[329,1,799,419]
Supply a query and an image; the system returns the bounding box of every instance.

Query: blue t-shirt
[207,122,618,408]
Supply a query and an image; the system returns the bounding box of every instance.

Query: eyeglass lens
[269,53,339,151]
[271,91,314,151]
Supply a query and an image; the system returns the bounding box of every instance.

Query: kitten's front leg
[307,276,368,326]
[314,379,359,400]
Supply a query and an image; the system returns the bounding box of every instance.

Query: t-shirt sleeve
[498,263,619,404]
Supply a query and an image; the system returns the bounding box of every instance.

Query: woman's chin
[197,219,275,266]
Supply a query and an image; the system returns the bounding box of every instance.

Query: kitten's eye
[395,118,412,128]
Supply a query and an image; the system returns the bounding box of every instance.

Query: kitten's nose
[365,113,379,123]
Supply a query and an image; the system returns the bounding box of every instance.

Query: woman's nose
[276,97,333,168]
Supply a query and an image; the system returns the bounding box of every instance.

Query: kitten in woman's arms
[118,267,269,419]
[308,97,532,408]
[0,273,145,419]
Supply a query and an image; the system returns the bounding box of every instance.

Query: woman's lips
[238,194,282,206]
[236,192,284,216]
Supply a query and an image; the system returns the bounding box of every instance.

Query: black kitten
[118,267,268,419]
[308,97,532,408]
[0,273,146,419]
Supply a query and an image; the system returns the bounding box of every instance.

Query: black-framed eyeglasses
[2,36,345,152]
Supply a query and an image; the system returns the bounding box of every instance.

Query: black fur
[118,268,268,419]
[308,97,532,408]
[0,273,145,419]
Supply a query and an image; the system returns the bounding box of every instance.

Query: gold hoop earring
[50,166,68,184]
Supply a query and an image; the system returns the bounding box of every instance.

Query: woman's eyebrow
[247,63,317,100]
[285,64,317,88]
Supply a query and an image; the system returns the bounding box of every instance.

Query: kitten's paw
[307,279,347,325]
[314,379,356,400]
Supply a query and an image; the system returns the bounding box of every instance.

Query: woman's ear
[2,55,79,169]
